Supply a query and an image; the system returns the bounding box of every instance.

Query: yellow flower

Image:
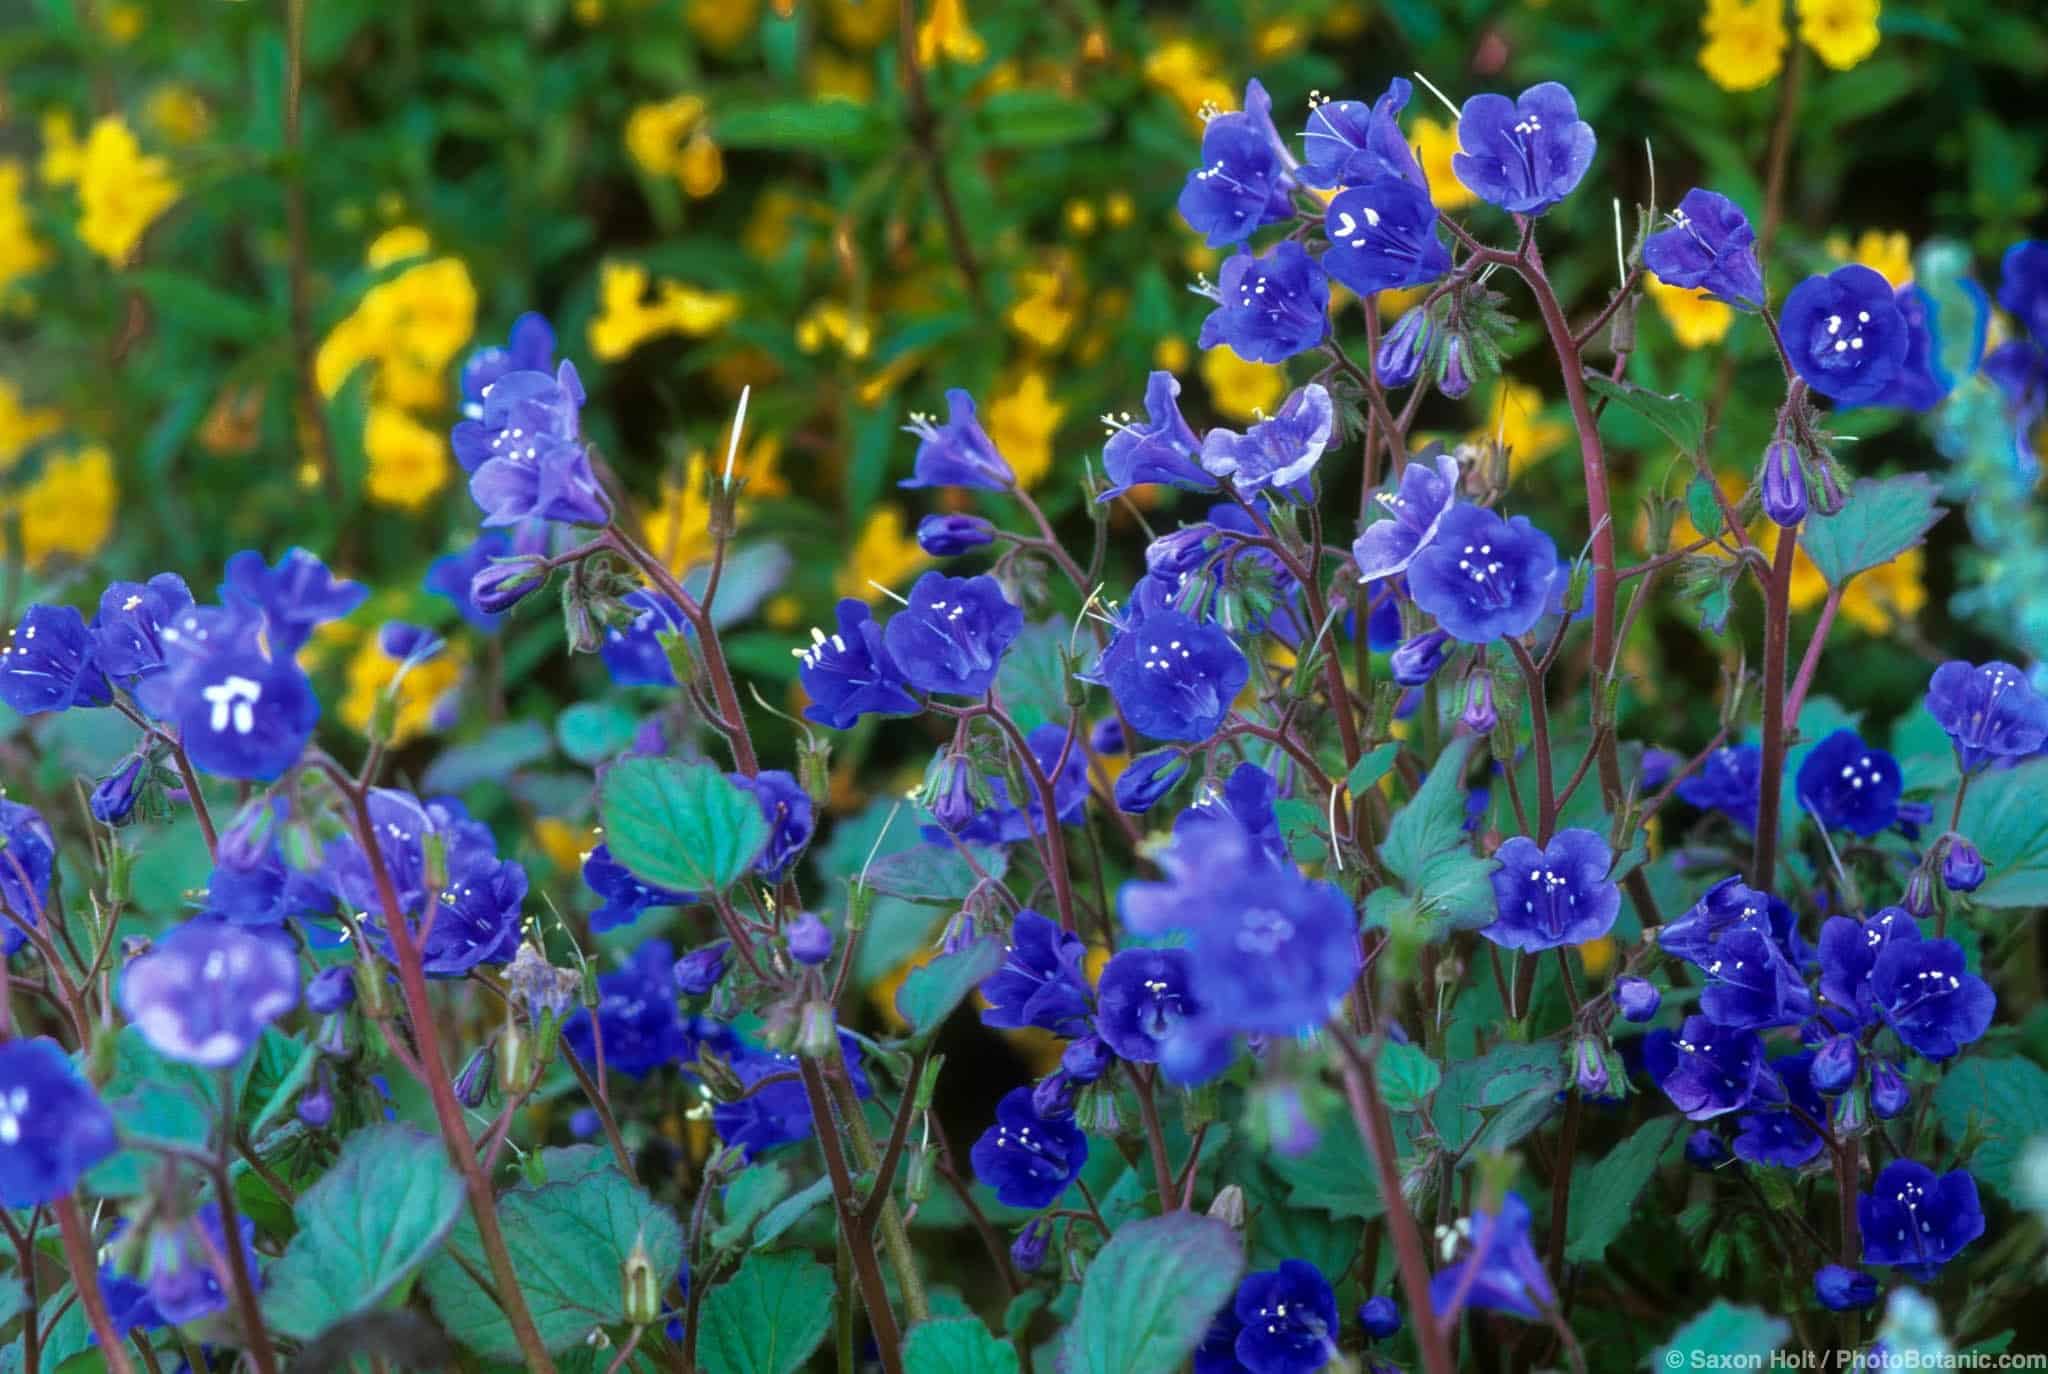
[340,637,465,746]
[366,224,431,268]
[917,0,986,65]
[145,85,213,144]
[1647,273,1737,349]
[686,0,760,51]
[0,382,60,473]
[1410,117,1476,212]
[1200,346,1284,423]
[1063,199,1098,236]
[825,0,895,48]
[532,818,599,875]
[1007,259,1079,352]
[75,117,181,267]
[836,507,932,600]
[1797,0,1880,70]
[625,96,724,199]
[39,112,84,187]
[643,449,769,574]
[795,300,872,359]
[0,162,51,300]
[364,405,450,511]
[985,371,1065,490]
[1154,336,1191,373]
[1699,0,1787,92]
[1786,539,1925,633]
[1828,229,1912,287]
[3,445,117,568]
[1142,40,1234,126]
[1254,19,1307,59]
[810,51,876,105]
[1480,382,1570,477]
[588,261,740,362]
[1104,191,1136,229]
[100,2,143,42]
[316,235,475,412]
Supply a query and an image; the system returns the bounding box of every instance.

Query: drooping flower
[1298,80,1426,191]
[0,1037,119,1208]
[1870,1060,1912,1119]
[1450,83,1596,217]
[584,843,694,933]
[0,603,112,715]
[881,571,1023,698]
[1098,371,1214,502]
[1644,1014,1766,1119]
[1408,505,1559,643]
[1615,976,1661,1023]
[1429,1193,1557,1322]
[980,909,1093,1037]
[1675,744,1763,831]
[729,769,813,882]
[1389,628,1453,687]
[120,919,299,1067]
[1924,660,2048,771]
[1814,1265,1880,1312]
[1483,828,1620,952]
[898,389,1014,491]
[1177,80,1294,248]
[1352,453,1460,583]
[426,531,518,631]
[1321,179,1451,297]
[1642,189,1766,311]
[1795,729,1902,836]
[1228,1260,1340,1374]
[138,1204,261,1326]
[674,941,730,996]
[1197,241,1330,365]
[1943,837,1986,893]
[786,912,833,965]
[1115,750,1190,814]
[1859,1161,1985,1279]
[1374,306,1435,388]
[1781,265,1911,406]
[712,1033,870,1158]
[1869,937,1995,1062]
[1095,606,1248,743]
[1761,440,1807,526]
[1732,1051,1829,1167]
[943,723,1090,845]
[220,547,368,655]
[1198,384,1335,497]
[795,599,922,729]
[970,1085,1088,1208]
[915,513,997,556]
[1094,946,1203,1063]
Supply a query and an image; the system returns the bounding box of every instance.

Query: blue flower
[674,942,730,996]
[1178,80,1295,248]
[796,599,921,728]
[454,361,607,525]
[1983,339,2048,476]
[1114,749,1189,814]
[220,548,367,655]
[1299,80,1426,191]
[945,723,1090,844]
[562,939,691,1077]
[1997,240,2048,347]
[1816,907,1921,1029]
[1868,286,1955,412]
[1096,606,1248,743]
[305,966,354,1014]
[1641,189,1765,311]
[1451,83,1596,217]
[1870,1060,1912,1119]
[1357,1295,1401,1341]
[1199,383,1335,495]
[1198,241,1330,364]
[1484,828,1619,952]
[0,603,112,714]
[980,909,1092,1036]
[1375,306,1436,389]
[120,919,300,1068]
[92,573,195,682]
[899,390,1014,490]
[1684,1128,1731,1169]
[1353,454,1460,584]
[1795,729,1902,836]
[1943,837,1986,893]
[882,572,1023,697]
[139,1204,261,1326]
[1870,937,1994,1062]
[970,1085,1087,1208]
[1389,628,1453,686]
[1099,371,1214,501]
[1011,1217,1052,1274]
[1645,1014,1766,1119]
[1429,1193,1556,1322]
[427,531,518,631]
[1732,1051,1828,1167]
[1761,440,1806,527]
[324,790,524,976]
[1814,1265,1880,1312]
[470,554,551,617]
[583,843,693,933]
[730,769,813,882]
[134,606,320,782]
[460,311,557,412]
[1925,660,2048,771]
[1229,1260,1339,1374]
[0,1037,118,1208]
[1615,976,1661,1023]
[1675,744,1762,831]
[787,912,833,965]
[1859,1160,1984,1280]
[915,513,997,556]
[1811,1034,1861,1094]
[1095,945,1202,1063]
[1697,927,1815,1031]
[1781,266,1911,406]
[1322,179,1451,296]
[712,1034,869,1158]
[1409,504,1559,643]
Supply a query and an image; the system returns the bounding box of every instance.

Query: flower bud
[1459,673,1496,735]
[674,942,731,997]
[570,1108,600,1139]
[90,754,148,826]
[1206,1184,1247,1230]
[297,1068,334,1129]
[1114,749,1188,814]
[787,913,834,967]
[1089,715,1126,757]
[1684,1128,1730,1169]
[1902,868,1936,919]
[1570,1036,1611,1099]
[916,513,998,557]
[498,1022,537,1095]
[353,957,393,1020]
[1761,440,1806,527]
[1834,1084,1869,1137]
[1390,629,1453,687]
[1437,335,1473,399]
[472,556,550,615]
[926,753,981,835]
[796,1001,840,1060]
[1375,307,1435,389]
[1358,1295,1401,1341]
[453,1044,495,1108]
[620,1235,664,1327]
[306,965,356,1015]
[1061,1035,1114,1085]
[217,798,280,870]
[1247,1079,1318,1158]
[1032,1070,1078,1120]
[1145,524,1216,577]
[1614,976,1660,1024]
[797,731,833,809]
[1010,1217,1052,1274]
[1073,1080,1122,1135]
[1811,1034,1860,1095]
[692,1045,745,1102]
[1942,836,1986,893]
[1869,1060,1911,1120]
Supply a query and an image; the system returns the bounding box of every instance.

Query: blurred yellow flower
[917,0,986,65]
[1007,259,1078,352]
[145,85,213,144]
[1785,538,1925,633]
[1648,273,1736,349]
[796,300,873,359]
[1104,191,1136,229]
[625,95,724,199]
[1201,346,1284,423]
[100,2,142,42]
[1797,0,1880,69]
[1411,117,1477,211]
[1700,0,1787,92]
[1255,19,1307,59]
[3,445,117,568]
[39,113,84,187]
[1481,382,1570,477]
[364,405,451,511]
[645,459,721,574]
[532,817,598,875]
[1154,337,1191,373]
[837,507,932,600]
[686,0,760,51]
[0,163,51,299]
[1828,229,1912,287]
[811,51,876,104]
[825,0,895,48]
[318,240,476,413]
[1143,40,1234,126]
[588,261,740,362]
[0,382,60,472]
[76,117,181,266]
[366,224,430,268]
[1064,199,1098,236]
[987,371,1065,490]
[340,637,465,746]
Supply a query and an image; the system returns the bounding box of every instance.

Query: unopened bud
[1206,1184,1247,1230]
[796,1001,839,1060]
[454,1044,495,1109]
[620,1235,663,1327]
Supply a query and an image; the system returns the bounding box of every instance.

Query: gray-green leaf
[1800,474,1943,588]
[895,935,1005,1040]
[598,756,769,896]
[1062,1213,1244,1374]
[1934,1057,2048,1200]
[903,1316,1020,1374]
[697,1251,835,1374]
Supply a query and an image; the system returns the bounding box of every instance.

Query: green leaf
[421,719,554,792]
[87,1025,221,1196]
[1583,372,1706,456]
[1934,1057,2048,1201]
[715,101,889,156]
[709,1162,791,1250]
[423,1165,685,1358]
[556,702,640,766]
[1264,1109,1394,1221]
[751,1175,833,1250]
[1345,742,1399,798]
[1376,1041,1442,1113]
[1433,1040,1564,1155]
[0,1276,24,1327]
[1942,759,2048,907]
[1565,1117,1682,1263]
[1800,475,1944,588]
[599,757,769,897]
[697,1251,835,1374]
[977,90,1109,148]
[129,270,276,343]
[994,619,1071,732]
[263,1125,465,1341]
[1382,737,1473,881]
[895,935,1005,1040]
[1061,1213,1244,1374]
[862,843,1006,904]
[903,1316,1020,1374]
[1654,1301,1789,1366]
[1686,475,1724,539]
